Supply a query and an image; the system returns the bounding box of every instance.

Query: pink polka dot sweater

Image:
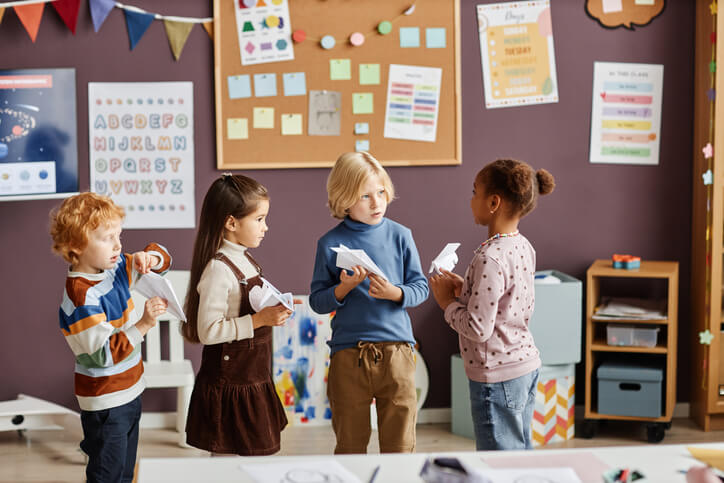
[443,234,541,383]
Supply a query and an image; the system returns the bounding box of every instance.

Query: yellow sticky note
[227,118,248,140]
[281,113,303,135]
[330,59,351,80]
[253,107,274,129]
[352,93,373,114]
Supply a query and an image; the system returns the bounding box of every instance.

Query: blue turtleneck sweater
[310,217,429,354]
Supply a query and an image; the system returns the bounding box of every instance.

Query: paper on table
[248,277,294,311]
[240,459,362,483]
[472,467,581,483]
[331,244,388,281]
[133,272,186,322]
[688,447,724,472]
[428,242,460,274]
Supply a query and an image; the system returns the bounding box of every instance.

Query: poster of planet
[0,68,78,201]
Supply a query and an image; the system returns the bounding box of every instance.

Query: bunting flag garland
[163,19,194,61]
[89,0,114,32]
[0,8,5,25]
[14,2,44,42]
[202,20,213,40]
[123,7,154,50]
[51,0,80,34]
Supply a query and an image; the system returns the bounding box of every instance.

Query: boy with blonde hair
[310,152,428,454]
[50,192,171,483]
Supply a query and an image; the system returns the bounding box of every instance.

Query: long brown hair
[182,174,269,343]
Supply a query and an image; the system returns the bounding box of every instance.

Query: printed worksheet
[234,0,294,66]
[383,64,442,143]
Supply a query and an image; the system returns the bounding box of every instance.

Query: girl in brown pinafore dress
[182,174,291,456]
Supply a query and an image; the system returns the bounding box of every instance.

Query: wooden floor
[2,418,724,482]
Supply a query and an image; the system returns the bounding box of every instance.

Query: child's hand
[334,266,368,302]
[439,269,464,297]
[252,304,293,329]
[133,251,160,274]
[137,296,168,335]
[429,274,457,311]
[368,273,403,302]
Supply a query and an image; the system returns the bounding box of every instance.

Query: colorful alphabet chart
[383,64,442,143]
[235,0,294,66]
[477,1,559,109]
[88,82,196,229]
[589,62,663,165]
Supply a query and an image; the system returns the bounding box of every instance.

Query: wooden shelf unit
[583,260,678,441]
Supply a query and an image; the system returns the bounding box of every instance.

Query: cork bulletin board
[213,0,461,169]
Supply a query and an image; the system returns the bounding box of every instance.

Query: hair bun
[536,169,555,195]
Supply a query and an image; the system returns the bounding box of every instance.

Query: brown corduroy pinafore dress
[185,252,288,455]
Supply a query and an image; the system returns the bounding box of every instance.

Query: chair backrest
[131,270,190,364]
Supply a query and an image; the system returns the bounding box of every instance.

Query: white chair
[132,270,194,447]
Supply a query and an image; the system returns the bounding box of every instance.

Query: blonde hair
[50,192,125,265]
[326,152,395,219]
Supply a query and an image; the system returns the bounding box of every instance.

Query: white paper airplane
[249,277,295,312]
[428,242,461,274]
[133,272,186,321]
[330,244,388,281]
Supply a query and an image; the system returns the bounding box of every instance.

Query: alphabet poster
[589,62,663,165]
[476,1,559,108]
[88,82,195,229]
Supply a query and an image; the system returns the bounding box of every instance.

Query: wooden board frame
[213,0,461,169]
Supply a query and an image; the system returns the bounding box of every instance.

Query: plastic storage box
[606,325,659,348]
[597,361,663,418]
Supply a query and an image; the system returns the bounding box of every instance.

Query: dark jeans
[80,395,142,483]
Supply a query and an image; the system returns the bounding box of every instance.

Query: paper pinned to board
[331,244,388,281]
[249,277,294,311]
[133,272,186,322]
[428,242,460,274]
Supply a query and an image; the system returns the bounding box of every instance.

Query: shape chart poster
[234,0,294,66]
[589,62,663,165]
[89,82,195,229]
[0,68,78,201]
[477,1,559,108]
[383,64,442,143]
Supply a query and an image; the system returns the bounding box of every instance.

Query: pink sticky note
[602,0,623,13]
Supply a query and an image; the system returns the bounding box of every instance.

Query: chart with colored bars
[234,0,294,66]
[383,64,442,143]
[590,62,663,165]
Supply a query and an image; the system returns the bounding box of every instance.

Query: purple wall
[0,1,693,412]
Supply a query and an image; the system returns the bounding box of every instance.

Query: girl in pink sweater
[430,159,555,450]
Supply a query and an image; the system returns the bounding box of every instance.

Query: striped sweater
[59,243,171,411]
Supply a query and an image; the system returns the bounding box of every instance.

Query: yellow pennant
[0,8,5,25]
[163,19,194,61]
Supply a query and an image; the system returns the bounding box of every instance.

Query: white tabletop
[138,442,724,482]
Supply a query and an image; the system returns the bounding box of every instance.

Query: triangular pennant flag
[202,21,213,39]
[89,0,115,32]
[14,3,44,42]
[124,8,155,50]
[52,0,81,34]
[163,19,194,61]
[0,8,5,25]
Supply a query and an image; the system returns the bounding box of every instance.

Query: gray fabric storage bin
[597,362,663,418]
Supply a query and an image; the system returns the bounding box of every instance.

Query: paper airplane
[133,272,186,322]
[249,277,294,312]
[330,244,388,281]
[428,242,461,274]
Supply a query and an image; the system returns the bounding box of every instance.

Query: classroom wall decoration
[234,0,294,66]
[476,1,559,109]
[214,0,461,169]
[0,68,78,202]
[272,296,332,426]
[88,82,196,229]
[585,0,666,30]
[589,62,663,165]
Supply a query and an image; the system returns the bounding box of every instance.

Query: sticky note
[281,113,303,135]
[352,93,373,114]
[634,0,654,4]
[399,27,420,48]
[602,0,623,13]
[227,118,248,140]
[228,75,252,99]
[359,64,380,85]
[354,122,369,135]
[253,73,277,97]
[283,72,306,96]
[253,107,274,128]
[426,28,446,48]
[330,59,351,80]
[355,140,370,152]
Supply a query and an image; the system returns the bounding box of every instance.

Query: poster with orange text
[476,1,559,109]
[89,82,195,229]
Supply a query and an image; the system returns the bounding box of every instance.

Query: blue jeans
[468,369,539,451]
[80,396,142,483]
